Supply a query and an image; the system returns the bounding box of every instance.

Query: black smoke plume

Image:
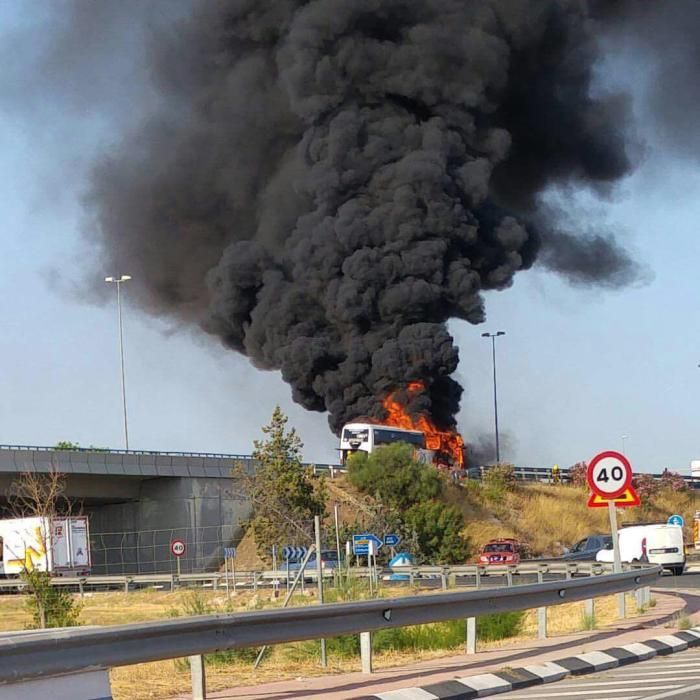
[82,0,640,434]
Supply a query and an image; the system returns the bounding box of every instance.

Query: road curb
[363,627,700,699]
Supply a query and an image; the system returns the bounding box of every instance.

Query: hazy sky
[1,3,698,472]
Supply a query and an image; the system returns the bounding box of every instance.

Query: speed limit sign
[170,539,186,557]
[587,451,632,499]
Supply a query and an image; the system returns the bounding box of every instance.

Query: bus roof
[342,422,424,436]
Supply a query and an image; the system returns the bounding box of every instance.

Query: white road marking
[642,681,700,699]
[510,686,682,698]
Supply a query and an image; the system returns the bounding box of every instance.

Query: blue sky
[1,4,698,472]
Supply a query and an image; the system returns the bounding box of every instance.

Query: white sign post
[171,539,186,578]
[587,451,635,619]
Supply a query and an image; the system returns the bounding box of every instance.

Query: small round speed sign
[587,451,632,499]
[170,539,186,557]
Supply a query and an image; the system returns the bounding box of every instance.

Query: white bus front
[340,423,427,463]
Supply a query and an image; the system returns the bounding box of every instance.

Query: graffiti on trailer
[8,526,46,571]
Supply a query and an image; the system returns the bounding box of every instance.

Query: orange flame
[382,381,465,468]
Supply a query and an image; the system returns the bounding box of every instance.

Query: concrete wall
[86,477,252,574]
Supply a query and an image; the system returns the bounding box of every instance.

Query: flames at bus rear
[383,382,465,469]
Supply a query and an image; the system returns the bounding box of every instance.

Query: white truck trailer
[0,516,91,577]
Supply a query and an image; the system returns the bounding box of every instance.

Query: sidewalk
[172,590,698,700]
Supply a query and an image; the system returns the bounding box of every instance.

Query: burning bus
[339,382,467,472]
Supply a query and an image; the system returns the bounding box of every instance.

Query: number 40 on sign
[586,451,640,508]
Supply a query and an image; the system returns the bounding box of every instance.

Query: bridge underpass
[0,446,255,574]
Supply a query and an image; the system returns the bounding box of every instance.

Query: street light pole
[482,331,505,464]
[105,275,132,450]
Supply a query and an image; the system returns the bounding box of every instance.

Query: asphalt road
[502,648,700,699]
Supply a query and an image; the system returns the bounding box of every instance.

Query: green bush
[22,570,82,629]
[483,464,517,499]
[404,500,470,564]
[476,610,525,641]
[348,443,443,510]
[287,612,525,662]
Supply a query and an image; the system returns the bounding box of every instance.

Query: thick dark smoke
[82,0,642,434]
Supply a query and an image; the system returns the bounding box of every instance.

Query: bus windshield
[372,427,424,447]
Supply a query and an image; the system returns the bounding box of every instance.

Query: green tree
[347,443,443,509]
[8,471,82,628]
[347,443,468,564]
[22,569,82,629]
[244,407,326,560]
[55,441,80,450]
[404,501,470,564]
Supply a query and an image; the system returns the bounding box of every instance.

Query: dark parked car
[562,535,612,561]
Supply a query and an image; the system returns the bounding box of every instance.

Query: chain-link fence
[89,523,244,575]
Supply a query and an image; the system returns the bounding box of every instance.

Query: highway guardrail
[0,565,661,690]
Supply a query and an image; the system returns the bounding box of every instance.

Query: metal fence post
[466,616,476,654]
[189,654,206,700]
[360,631,372,673]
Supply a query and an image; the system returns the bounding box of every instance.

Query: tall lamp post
[105,275,132,450]
[482,331,505,464]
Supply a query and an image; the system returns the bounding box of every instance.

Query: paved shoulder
[503,647,700,699]
[364,628,700,700]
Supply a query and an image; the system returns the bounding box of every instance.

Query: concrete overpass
[0,445,255,574]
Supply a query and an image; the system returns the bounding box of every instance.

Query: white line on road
[642,682,700,699]
[549,677,700,689]
[511,686,682,698]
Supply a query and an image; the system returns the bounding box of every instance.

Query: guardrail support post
[441,572,447,591]
[506,570,513,587]
[643,585,651,606]
[466,616,476,654]
[360,631,372,673]
[189,654,206,700]
[475,568,481,589]
[585,597,594,623]
[124,578,129,594]
[536,571,547,639]
[618,592,626,619]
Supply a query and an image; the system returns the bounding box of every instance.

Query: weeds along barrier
[0,565,661,699]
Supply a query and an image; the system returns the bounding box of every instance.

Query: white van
[596,523,685,575]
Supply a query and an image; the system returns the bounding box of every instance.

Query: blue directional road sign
[384,534,401,547]
[282,546,307,561]
[353,533,383,556]
[223,547,236,559]
[668,514,685,527]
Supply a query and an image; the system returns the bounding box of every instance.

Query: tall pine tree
[247,407,326,560]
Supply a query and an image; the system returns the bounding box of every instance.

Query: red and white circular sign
[170,539,186,557]
[587,451,632,499]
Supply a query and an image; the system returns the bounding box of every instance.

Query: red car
[478,539,523,566]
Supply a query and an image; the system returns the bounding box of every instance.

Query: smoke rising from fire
[67,1,647,433]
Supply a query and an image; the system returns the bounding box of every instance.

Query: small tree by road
[237,407,327,561]
[7,470,82,628]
